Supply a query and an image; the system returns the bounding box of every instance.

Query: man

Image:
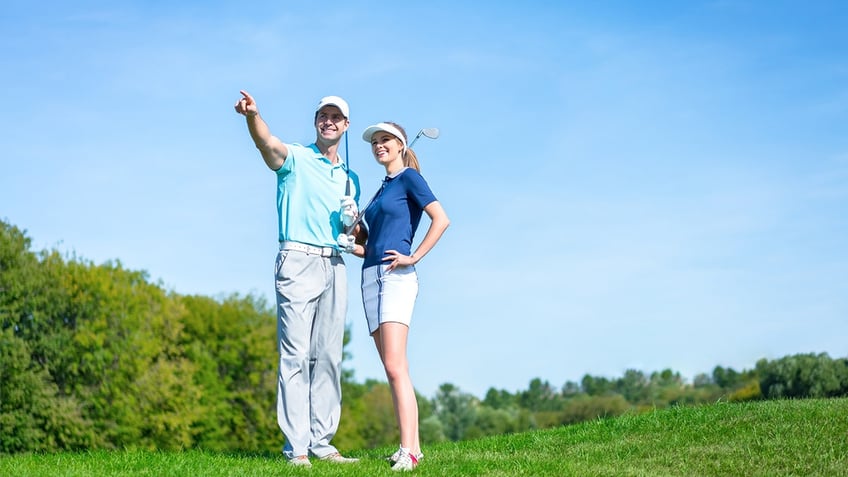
[234,90,360,467]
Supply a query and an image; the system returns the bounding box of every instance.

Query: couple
[234,91,449,471]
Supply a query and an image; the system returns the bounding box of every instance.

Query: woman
[338,121,449,471]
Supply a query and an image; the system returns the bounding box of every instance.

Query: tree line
[2,219,847,454]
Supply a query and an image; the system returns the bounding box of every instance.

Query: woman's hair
[386,121,421,172]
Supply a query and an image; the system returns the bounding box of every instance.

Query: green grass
[3,398,846,476]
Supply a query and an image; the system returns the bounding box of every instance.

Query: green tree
[432,383,477,441]
[615,369,649,404]
[483,388,516,410]
[1,221,99,451]
[712,366,742,388]
[419,414,446,444]
[519,378,560,411]
[581,374,613,396]
[0,220,283,452]
[757,353,848,399]
[464,406,522,439]
[355,380,399,448]
[0,328,92,453]
[178,294,278,451]
[561,380,582,397]
[649,368,686,406]
[52,257,201,449]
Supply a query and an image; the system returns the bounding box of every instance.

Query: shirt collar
[308,143,345,169]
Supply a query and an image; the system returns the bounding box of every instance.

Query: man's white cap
[316,95,350,119]
[361,122,407,149]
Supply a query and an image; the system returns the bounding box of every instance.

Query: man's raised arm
[234,90,288,170]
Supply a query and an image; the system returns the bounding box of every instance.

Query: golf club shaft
[344,131,350,196]
[409,133,423,149]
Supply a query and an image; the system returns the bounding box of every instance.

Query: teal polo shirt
[275,143,360,248]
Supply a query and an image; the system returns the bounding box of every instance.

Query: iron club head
[409,127,440,148]
[420,127,440,139]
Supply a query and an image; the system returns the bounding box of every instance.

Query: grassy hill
[2,398,846,476]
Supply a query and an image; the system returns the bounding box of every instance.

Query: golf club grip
[344,215,364,235]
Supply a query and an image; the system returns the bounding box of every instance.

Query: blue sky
[2,1,846,399]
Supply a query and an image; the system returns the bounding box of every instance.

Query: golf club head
[421,127,440,139]
[409,127,440,148]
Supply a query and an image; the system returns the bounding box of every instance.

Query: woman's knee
[382,359,409,382]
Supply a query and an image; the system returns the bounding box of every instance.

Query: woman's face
[370,131,403,165]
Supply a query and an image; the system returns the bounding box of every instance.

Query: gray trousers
[274,250,346,459]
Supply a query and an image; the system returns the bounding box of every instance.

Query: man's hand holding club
[338,196,358,253]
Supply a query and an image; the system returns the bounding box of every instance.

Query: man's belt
[279,241,340,257]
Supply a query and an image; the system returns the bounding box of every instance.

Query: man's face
[315,105,349,142]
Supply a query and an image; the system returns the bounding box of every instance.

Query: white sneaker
[388,446,424,464]
[288,455,312,467]
[320,452,359,464]
[390,449,419,472]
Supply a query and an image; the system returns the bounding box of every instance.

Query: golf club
[408,127,440,149]
[344,126,440,235]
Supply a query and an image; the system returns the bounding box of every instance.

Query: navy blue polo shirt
[362,167,436,268]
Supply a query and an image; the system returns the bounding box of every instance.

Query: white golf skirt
[361,263,419,334]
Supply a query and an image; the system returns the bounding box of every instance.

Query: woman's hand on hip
[382,250,416,272]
